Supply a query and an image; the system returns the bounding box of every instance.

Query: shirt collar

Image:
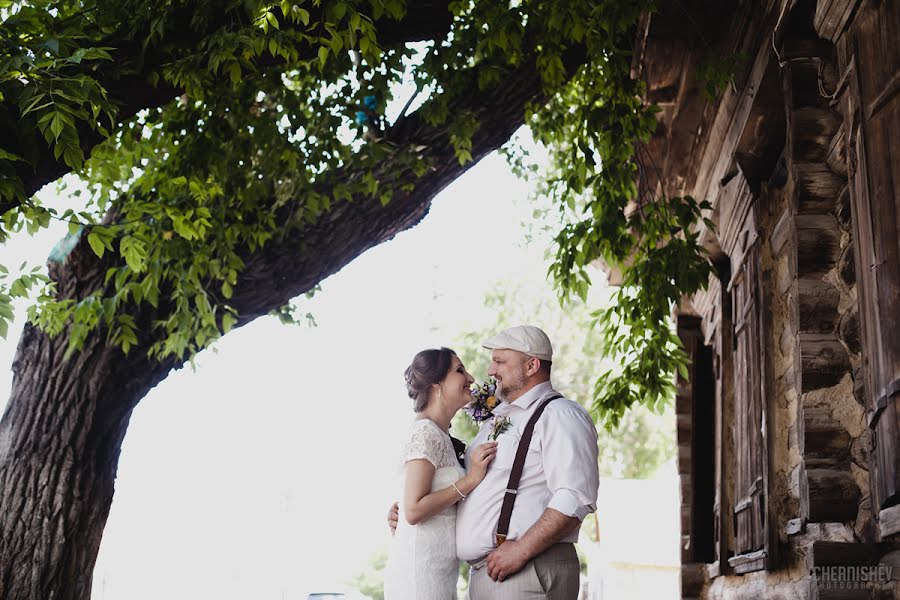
[494,381,554,415]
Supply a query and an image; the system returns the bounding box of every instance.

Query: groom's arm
[485,508,581,581]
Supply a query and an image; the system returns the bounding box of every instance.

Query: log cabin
[628,0,900,597]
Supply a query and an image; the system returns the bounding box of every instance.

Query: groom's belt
[467,555,489,571]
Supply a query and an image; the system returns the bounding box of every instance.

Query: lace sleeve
[400,421,447,468]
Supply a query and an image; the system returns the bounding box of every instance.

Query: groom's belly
[456,474,550,561]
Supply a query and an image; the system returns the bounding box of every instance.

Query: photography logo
[813,565,894,590]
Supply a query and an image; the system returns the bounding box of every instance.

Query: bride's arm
[401,442,497,525]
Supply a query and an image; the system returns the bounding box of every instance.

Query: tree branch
[1,0,453,214]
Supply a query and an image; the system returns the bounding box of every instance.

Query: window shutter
[728,240,769,572]
[842,0,900,527]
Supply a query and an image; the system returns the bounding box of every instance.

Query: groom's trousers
[466,542,580,600]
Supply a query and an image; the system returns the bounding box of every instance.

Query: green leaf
[0,149,24,162]
[266,11,280,30]
[68,48,86,64]
[9,278,26,298]
[49,113,64,141]
[222,312,237,333]
[228,62,241,86]
[87,232,105,258]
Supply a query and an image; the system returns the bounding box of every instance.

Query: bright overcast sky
[0,140,587,598]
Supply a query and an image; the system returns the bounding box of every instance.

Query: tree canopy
[0,0,712,428]
[0,1,721,595]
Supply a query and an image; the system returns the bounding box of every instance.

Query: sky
[1,143,609,599]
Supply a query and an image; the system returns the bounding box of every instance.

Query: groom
[390,325,600,599]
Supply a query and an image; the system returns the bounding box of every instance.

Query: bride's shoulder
[400,419,448,466]
[407,418,443,437]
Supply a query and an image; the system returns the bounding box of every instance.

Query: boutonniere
[464,379,499,423]
[488,416,511,440]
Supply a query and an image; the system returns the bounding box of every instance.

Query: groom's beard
[496,371,527,401]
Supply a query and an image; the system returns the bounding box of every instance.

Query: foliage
[347,549,387,600]
[451,273,675,480]
[508,2,716,429]
[697,52,743,101]
[0,0,713,427]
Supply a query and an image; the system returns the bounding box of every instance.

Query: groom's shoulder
[544,393,592,421]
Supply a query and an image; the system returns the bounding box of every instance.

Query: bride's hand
[467,442,498,483]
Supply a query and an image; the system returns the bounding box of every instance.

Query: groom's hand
[486,540,529,582]
[387,501,399,535]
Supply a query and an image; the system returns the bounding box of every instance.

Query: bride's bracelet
[451,482,466,500]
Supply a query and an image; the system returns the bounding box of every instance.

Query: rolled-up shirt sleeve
[541,402,600,521]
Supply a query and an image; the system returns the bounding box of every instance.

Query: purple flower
[465,379,499,423]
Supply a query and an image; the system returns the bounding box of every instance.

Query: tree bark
[0,54,544,599]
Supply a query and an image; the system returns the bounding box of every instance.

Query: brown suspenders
[495,393,562,546]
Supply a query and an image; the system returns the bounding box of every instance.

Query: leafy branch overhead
[0,0,713,429]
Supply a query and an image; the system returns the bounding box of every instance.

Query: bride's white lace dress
[383,419,465,600]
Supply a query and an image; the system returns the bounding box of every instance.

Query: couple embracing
[384,325,600,599]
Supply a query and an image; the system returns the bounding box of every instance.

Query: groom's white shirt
[455,381,600,562]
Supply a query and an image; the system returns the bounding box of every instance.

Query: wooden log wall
[781,18,865,527]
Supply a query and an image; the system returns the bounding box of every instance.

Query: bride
[383,347,497,600]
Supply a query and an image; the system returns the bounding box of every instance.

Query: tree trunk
[0,325,179,599]
[0,54,545,598]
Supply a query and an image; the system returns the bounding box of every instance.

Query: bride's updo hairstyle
[404,347,456,412]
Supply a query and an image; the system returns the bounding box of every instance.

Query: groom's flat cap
[481,325,553,362]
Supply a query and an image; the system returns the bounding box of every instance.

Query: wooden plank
[803,404,852,462]
[800,333,852,391]
[793,106,841,162]
[714,277,734,575]
[879,504,900,537]
[730,241,768,563]
[866,102,900,402]
[718,167,755,259]
[769,208,794,255]
[796,221,841,278]
[690,4,784,207]
[856,0,900,119]
[844,20,882,419]
[795,163,846,213]
[812,541,882,566]
[874,395,900,512]
[814,0,861,43]
[826,126,848,178]
[728,548,766,573]
[798,278,840,334]
[807,467,862,522]
[851,0,900,513]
